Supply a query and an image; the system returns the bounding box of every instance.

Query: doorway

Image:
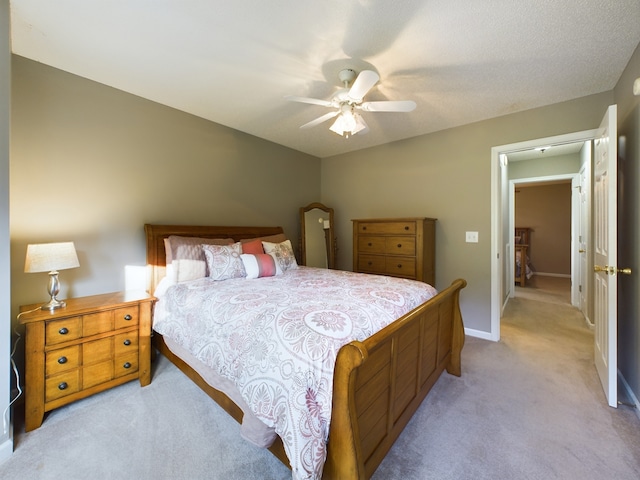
[490,129,598,342]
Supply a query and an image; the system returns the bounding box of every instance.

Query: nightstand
[19,290,156,431]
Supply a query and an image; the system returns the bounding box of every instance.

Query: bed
[145,224,466,480]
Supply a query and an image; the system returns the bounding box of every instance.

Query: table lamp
[24,242,80,310]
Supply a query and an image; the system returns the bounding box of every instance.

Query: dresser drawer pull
[123,314,132,321]
[397,264,403,269]
[58,382,68,391]
[404,226,409,230]
[362,226,367,230]
[368,242,372,247]
[367,261,373,266]
[123,362,132,369]
[58,327,69,335]
[123,339,131,346]
[397,243,402,248]
[57,356,68,364]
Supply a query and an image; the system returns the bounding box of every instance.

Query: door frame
[491,129,598,341]
[507,173,579,300]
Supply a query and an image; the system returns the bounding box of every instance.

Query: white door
[593,104,617,408]
[578,163,589,319]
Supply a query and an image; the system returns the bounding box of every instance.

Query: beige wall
[515,183,572,275]
[10,55,320,328]
[0,0,13,460]
[321,92,613,334]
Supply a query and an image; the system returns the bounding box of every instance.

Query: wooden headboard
[144,224,285,293]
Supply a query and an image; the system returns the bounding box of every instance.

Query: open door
[593,105,617,408]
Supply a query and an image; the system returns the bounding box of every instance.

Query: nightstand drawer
[115,352,139,378]
[46,345,80,376]
[45,317,82,345]
[114,331,138,356]
[83,360,114,389]
[46,370,80,402]
[83,311,113,337]
[114,306,139,329]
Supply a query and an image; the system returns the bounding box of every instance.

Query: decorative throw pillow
[241,238,264,255]
[202,243,246,281]
[165,236,235,283]
[240,253,279,279]
[262,240,298,273]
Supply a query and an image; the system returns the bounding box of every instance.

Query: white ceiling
[9,1,640,158]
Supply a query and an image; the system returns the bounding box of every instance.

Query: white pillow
[202,243,246,281]
[262,240,298,273]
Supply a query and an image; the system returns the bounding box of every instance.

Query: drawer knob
[367,261,372,266]
[58,382,68,391]
[368,242,372,247]
[58,327,69,335]
[397,243,402,248]
[124,314,132,321]
[57,356,67,364]
[123,339,131,346]
[362,226,367,230]
[123,362,132,369]
[404,226,409,230]
[397,264,403,269]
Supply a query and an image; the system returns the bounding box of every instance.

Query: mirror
[300,202,336,269]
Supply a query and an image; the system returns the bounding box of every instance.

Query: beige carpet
[1,279,639,479]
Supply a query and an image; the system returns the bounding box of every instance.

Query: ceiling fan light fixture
[329,109,367,137]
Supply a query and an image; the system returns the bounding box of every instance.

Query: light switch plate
[466,231,479,243]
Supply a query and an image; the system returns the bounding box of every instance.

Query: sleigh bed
[145,224,466,480]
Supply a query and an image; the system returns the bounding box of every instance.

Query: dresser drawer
[46,370,80,402]
[357,254,386,274]
[114,305,139,329]
[46,345,80,376]
[45,317,82,345]
[358,236,386,254]
[385,257,416,278]
[357,221,416,235]
[115,351,139,378]
[114,331,138,356]
[384,237,416,256]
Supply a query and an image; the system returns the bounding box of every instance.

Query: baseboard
[618,370,640,420]
[464,327,495,341]
[0,437,13,465]
[532,272,571,278]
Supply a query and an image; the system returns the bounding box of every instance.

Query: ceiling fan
[285,68,416,137]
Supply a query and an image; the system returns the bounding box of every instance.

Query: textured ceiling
[9,1,640,158]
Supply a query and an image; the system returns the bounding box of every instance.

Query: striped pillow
[240,253,279,279]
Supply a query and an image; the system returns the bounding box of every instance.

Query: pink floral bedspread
[153,267,437,480]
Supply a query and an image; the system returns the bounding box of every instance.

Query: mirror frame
[300,202,336,269]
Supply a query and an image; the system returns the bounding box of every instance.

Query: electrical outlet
[466,231,479,243]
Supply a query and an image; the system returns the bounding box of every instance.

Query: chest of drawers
[19,291,155,431]
[352,217,436,285]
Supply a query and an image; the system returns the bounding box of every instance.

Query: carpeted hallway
[1,276,639,479]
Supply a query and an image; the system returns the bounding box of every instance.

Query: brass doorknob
[579,249,586,253]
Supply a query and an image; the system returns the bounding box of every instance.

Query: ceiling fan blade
[285,95,333,108]
[347,70,379,101]
[360,100,417,112]
[300,110,339,129]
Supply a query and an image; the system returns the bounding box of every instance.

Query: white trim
[491,129,599,341]
[532,272,571,278]
[0,438,12,465]
[464,327,494,341]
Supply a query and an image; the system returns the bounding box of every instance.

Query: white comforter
[153,267,437,480]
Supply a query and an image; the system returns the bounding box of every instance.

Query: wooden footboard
[324,278,466,479]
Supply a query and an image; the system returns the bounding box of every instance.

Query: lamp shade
[24,242,80,273]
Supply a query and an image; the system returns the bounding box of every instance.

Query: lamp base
[40,297,66,311]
